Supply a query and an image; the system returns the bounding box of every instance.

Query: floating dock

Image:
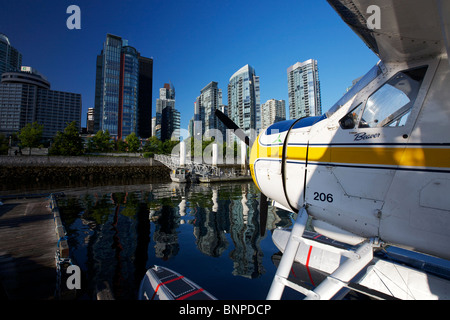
[0,194,69,299]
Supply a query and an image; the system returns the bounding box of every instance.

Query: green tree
[87,130,114,153]
[0,134,9,155]
[18,122,44,154]
[161,139,180,155]
[125,132,140,153]
[142,136,162,157]
[115,139,127,152]
[49,121,84,156]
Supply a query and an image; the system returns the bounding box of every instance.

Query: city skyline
[0,0,380,132]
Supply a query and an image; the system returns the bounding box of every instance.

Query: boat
[138,265,217,300]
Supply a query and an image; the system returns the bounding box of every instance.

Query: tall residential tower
[261,99,286,129]
[194,81,226,140]
[155,82,180,141]
[287,59,322,119]
[228,65,261,135]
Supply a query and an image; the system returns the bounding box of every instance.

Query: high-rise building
[0,67,81,139]
[94,34,152,139]
[194,81,226,140]
[287,59,322,119]
[228,65,261,135]
[261,99,286,129]
[138,56,153,138]
[87,107,95,134]
[0,34,22,76]
[155,82,180,141]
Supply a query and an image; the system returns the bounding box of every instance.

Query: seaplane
[217,0,450,300]
[139,0,450,300]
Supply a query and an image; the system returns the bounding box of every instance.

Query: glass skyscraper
[119,46,139,139]
[287,59,322,119]
[156,82,180,141]
[94,34,153,139]
[227,64,261,135]
[194,81,226,139]
[138,56,153,138]
[0,34,22,76]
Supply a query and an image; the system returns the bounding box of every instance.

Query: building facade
[228,65,261,135]
[287,59,322,119]
[228,64,261,133]
[155,82,180,141]
[194,81,226,140]
[87,107,94,134]
[0,68,81,139]
[94,34,153,139]
[261,99,286,129]
[0,34,22,76]
[138,56,153,138]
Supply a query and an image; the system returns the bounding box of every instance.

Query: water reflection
[58,182,293,299]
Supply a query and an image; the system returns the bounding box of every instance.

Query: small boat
[138,265,217,300]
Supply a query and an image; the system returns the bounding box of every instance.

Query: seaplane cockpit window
[326,64,382,118]
[338,66,428,130]
[339,103,363,129]
[359,66,428,128]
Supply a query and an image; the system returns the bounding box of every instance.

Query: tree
[125,132,140,153]
[18,122,43,154]
[142,136,162,157]
[0,134,9,155]
[49,121,84,156]
[161,139,180,155]
[87,130,114,153]
[115,139,127,152]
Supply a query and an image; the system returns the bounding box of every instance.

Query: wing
[327,0,450,63]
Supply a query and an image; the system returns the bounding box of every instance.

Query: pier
[154,140,252,183]
[0,194,69,299]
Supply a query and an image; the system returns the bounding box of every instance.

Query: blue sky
[0,0,379,130]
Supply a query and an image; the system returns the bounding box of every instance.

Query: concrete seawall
[0,156,171,191]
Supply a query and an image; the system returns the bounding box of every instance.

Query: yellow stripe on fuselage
[250,142,450,169]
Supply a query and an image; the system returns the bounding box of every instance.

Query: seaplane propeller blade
[214,109,250,146]
[214,109,269,237]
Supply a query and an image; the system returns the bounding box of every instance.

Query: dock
[155,153,253,183]
[0,194,69,299]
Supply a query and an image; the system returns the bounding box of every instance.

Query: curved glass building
[228,65,261,135]
[0,33,22,76]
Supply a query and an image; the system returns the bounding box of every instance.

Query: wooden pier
[0,196,60,299]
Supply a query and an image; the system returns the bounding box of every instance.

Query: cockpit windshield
[326,62,383,118]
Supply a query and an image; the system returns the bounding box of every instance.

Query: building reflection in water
[58,182,293,299]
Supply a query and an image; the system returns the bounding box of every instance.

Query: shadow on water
[54,181,296,300]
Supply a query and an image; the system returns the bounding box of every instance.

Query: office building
[87,107,94,134]
[0,67,81,139]
[261,99,286,129]
[138,56,153,138]
[155,82,180,141]
[228,65,261,135]
[194,81,226,140]
[0,34,22,76]
[287,59,322,119]
[94,34,153,139]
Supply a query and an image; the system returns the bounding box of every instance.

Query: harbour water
[53,181,303,300]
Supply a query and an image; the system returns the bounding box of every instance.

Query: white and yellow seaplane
[216,0,450,300]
